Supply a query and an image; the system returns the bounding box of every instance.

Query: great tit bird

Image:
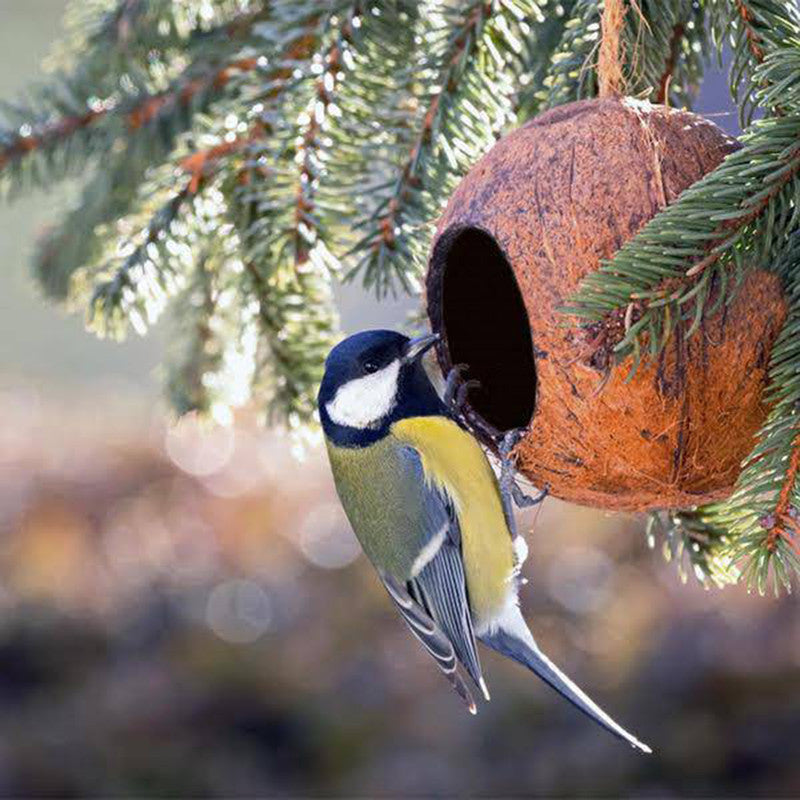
[318,329,650,753]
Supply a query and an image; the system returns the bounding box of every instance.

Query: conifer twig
[375,2,493,255]
[0,56,260,173]
[0,107,106,171]
[734,0,766,63]
[655,23,683,104]
[569,117,800,359]
[766,430,800,554]
[291,5,361,266]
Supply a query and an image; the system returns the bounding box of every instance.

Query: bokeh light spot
[206,579,273,644]
[299,503,361,569]
[165,412,234,477]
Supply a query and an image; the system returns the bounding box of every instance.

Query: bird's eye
[363,360,380,374]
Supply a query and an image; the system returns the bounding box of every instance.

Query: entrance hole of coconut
[430,226,536,434]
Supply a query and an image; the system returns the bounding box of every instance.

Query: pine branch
[87,178,198,338]
[111,2,339,423]
[0,47,260,193]
[541,0,707,111]
[539,0,601,108]
[362,2,499,293]
[646,510,738,587]
[756,46,800,113]
[163,235,259,424]
[661,235,800,595]
[220,2,344,424]
[341,0,537,296]
[320,0,423,293]
[78,6,329,329]
[515,0,576,120]
[564,63,800,365]
[16,3,278,299]
[638,0,707,109]
[34,152,149,300]
[55,0,267,76]
[165,250,224,417]
[0,104,106,173]
[723,0,800,123]
[243,255,338,426]
[86,129,252,338]
[289,2,362,269]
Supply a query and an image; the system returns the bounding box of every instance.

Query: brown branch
[0,107,106,171]
[655,23,684,104]
[174,26,322,193]
[179,126,262,194]
[0,54,260,173]
[766,430,800,554]
[375,2,492,252]
[292,8,363,266]
[127,56,259,130]
[734,0,766,64]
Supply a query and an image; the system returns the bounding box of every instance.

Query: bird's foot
[443,364,480,418]
[512,481,549,508]
[498,427,548,538]
[499,427,526,458]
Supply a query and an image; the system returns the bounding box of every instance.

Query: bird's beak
[403,332,439,364]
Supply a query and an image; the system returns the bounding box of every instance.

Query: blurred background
[1,3,799,796]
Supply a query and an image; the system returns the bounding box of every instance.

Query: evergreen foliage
[2,0,799,592]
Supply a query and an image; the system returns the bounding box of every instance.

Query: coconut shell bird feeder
[425,97,787,512]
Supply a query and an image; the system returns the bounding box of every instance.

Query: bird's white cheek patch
[326,360,400,429]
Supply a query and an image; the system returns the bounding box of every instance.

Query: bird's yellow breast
[391,416,515,622]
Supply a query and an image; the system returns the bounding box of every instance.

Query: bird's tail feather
[480,626,651,753]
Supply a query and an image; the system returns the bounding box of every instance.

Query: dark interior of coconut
[428,226,536,434]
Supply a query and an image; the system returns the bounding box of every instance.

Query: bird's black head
[318,329,444,446]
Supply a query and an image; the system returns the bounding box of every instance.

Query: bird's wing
[397,445,486,698]
[391,416,515,625]
[380,570,476,714]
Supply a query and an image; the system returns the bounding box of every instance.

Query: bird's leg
[498,428,549,539]
[498,429,522,540]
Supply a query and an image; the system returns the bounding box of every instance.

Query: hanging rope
[597,0,626,97]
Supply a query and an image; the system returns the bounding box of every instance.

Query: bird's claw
[444,364,480,417]
[443,364,467,408]
[456,379,480,409]
[512,481,549,508]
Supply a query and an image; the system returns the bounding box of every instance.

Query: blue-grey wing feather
[413,542,483,691]
[396,444,483,692]
[396,444,456,545]
[380,571,476,712]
